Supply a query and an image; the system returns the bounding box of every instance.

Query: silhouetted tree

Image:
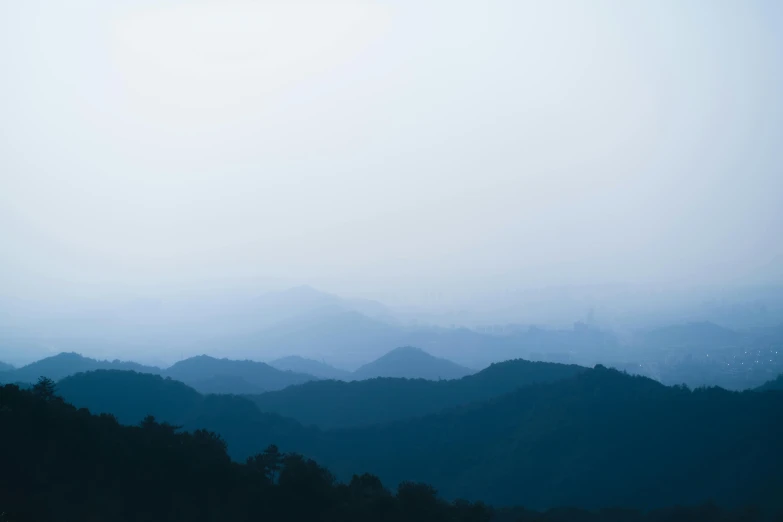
[32,376,56,401]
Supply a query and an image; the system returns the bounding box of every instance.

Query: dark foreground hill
[53,366,783,512]
[310,367,783,511]
[249,359,585,429]
[351,346,474,381]
[0,381,769,522]
[57,370,311,458]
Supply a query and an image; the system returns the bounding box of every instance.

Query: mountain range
[4,378,761,522]
[0,346,478,394]
[3,351,161,383]
[269,355,352,380]
[0,286,626,370]
[51,362,783,511]
[5,287,779,390]
[165,355,315,393]
[249,358,584,429]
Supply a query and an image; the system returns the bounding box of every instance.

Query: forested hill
[163,355,317,392]
[757,373,783,391]
[249,359,585,429]
[52,366,783,512]
[57,370,312,459]
[2,352,162,383]
[309,367,783,510]
[0,381,771,522]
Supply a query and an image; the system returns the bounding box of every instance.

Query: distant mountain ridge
[0,352,162,384]
[0,352,320,395]
[352,346,473,381]
[269,355,351,380]
[165,355,317,393]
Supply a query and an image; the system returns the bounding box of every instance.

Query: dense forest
[52,364,783,512]
[1,380,777,522]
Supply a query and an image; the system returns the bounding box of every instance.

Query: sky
[1,0,782,309]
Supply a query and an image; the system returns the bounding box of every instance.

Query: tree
[247,444,283,483]
[32,377,56,401]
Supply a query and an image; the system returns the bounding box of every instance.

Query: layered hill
[250,359,585,429]
[165,355,316,393]
[1,352,318,394]
[310,367,783,510]
[49,364,783,512]
[269,355,351,380]
[352,346,473,381]
[0,352,162,384]
[57,370,311,458]
[3,380,755,522]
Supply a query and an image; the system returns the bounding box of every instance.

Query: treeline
[51,366,783,510]
[0,380,778,522]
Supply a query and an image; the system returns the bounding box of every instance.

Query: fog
[1,1,783,365]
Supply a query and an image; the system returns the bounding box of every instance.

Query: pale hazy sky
[1,0,782,305]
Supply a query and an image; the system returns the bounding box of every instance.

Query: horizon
[2,2,783,518]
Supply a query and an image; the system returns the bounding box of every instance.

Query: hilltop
[0,352,162,384]
[50,364,783,511]
[165,355,317,394]
[269,355,351,380]
[250,358,585,429]
[352,346,473,381]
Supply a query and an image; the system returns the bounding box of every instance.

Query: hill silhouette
[58,370,202,425]
[250,359,585,429]
[57,370,311,459]
[1,380,759,522]
[270,355,351,380]
[352,347,473,381]
[0,361,13,372]
[48,365,783,511]
[757,374,783,391]
[165,355,317,394]
[309,367,783,510]
[1,352,162,384]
